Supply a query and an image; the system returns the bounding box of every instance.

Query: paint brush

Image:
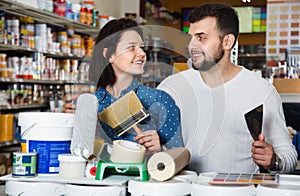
[98,90,149,136]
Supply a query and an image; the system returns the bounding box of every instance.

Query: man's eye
[197,36,206,41]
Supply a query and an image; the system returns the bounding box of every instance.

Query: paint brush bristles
[98,90,149,136]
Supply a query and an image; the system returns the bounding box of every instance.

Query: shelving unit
[0,0,96,113]
[0,0,99,37]
[0,1,96,176]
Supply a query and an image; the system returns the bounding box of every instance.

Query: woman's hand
[62,102,76,114]
[134,130,161,153]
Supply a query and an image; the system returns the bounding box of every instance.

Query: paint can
[18,112,74,175]
[12,152,37,177]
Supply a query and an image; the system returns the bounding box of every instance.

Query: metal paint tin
[12,152,37,177]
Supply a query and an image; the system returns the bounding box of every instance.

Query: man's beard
[192,45,224,71]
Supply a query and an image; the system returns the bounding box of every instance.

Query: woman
[64,18,183,152]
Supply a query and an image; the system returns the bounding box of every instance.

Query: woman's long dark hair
[89,18,143,89]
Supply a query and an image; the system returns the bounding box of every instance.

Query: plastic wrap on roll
[147,147,190,181]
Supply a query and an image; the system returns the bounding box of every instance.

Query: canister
[58,154,86,178]
[12,152,37,177]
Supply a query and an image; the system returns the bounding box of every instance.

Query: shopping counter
[1,171,300,196]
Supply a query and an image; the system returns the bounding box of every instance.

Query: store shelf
[0,0,99,37]
[238,32,266,45]
[238,54,266,58]
[0,139,20,148]
[0,78,92,85]
[0,44,91,60]
[0,103,49,112]
[280,94,300,103]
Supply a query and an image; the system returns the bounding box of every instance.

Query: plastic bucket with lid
[5,181,66,196]
[128,177,191,196]
[65,184,126,196]
[18,112,74,175]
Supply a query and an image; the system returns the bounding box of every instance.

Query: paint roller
[98,90,149,136]
[71,93,99,160]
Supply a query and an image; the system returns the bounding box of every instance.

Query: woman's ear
[103,48,114,63]
[222,34,235,50]
[102,48,108,58]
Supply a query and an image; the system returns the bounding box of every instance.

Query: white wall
[95,0,139,18]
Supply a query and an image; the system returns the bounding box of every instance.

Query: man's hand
[252,133,276,170]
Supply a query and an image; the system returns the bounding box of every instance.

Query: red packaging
[54,0,66,17]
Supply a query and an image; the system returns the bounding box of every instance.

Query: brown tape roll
[147,147,191,181]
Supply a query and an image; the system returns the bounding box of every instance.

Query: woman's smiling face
[109,30,146,77]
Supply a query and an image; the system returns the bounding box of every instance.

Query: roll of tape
[147,147,190,181]
[110,140,146,163]
[85,162,97,178]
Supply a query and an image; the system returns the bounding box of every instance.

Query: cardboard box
[273,78,300,94]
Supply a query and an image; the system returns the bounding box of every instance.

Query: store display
[0,0,95,132]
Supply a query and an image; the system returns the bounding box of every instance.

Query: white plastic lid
[128,177,191,195]
[18,112,75,127]
[58,154,86,162]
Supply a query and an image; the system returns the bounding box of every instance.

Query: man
[157,3,297,174]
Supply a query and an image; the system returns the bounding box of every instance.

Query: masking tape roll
[147,147,190,181]
[110,140,146,163]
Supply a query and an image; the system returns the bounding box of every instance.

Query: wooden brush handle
[133,125,143,135]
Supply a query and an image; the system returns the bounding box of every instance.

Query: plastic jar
[58,154,86,178]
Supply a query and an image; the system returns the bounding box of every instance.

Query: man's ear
[223,34,235,50]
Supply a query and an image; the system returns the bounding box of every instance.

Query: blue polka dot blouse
[94,79,183,148]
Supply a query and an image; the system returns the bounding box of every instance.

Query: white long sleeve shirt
[157,67,297,174]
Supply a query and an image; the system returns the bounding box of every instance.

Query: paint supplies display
[147,147,191,181]
[18,112,74,175]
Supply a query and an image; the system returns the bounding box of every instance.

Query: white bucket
[64,184,126,196]
[5,181,66,196]
[193,172,256,196]
[128,177,191,196]
[191,181,256,196]
[256,184,300,196]
[18,112,74,175]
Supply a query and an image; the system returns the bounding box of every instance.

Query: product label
[12,152,37,177]
[27,140,71,174]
